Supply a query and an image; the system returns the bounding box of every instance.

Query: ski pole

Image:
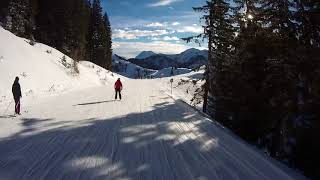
[2,99,13,116]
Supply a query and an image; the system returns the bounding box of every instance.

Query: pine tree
[104,12,112,70]
[289,1,320,178]
[229,0,268,141]
[5,0,31,37]
[68,0,90,60]
[35,0,68,49]
[35,0,91,61]
[86,0,112,70]
[194,0,235,123]
[192,3,212,114]
[87,0,104,65]
[254,0,299,158]
[191,0,320,178]
[188,1,233,115]
[0,0,10,18]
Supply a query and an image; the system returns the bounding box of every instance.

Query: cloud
[163,36,180,41]
[177,26,203,34]
[150,37,160,41]
[113,29,170,40]
[113,41,205,58]
[148,0,181,7]
[110,16,151,29]
[172,22,180,26]
[150,36,179,41]
[146,22,165,27]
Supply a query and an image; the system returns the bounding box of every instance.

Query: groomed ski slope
[0,79,305,180]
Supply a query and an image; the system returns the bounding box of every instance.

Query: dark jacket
[12,80,21,99]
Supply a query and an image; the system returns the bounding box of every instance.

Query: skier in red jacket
[114,78,123,100]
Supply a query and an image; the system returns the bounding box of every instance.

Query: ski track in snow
[0,79,304,180]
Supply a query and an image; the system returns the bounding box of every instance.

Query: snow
[151,67,192,78]
[157,68,206,110]
[175,48,208,64]
[0,27,306,179]
[0,80,306,180]
[112,54,156,78]
[129,48,208,70]
[113,55,193,79]
[0,27,123,109]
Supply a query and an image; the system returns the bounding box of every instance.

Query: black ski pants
[115,89,121,100]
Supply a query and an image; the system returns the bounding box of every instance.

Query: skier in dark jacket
[12,77,22,115]
[114,78,123,100]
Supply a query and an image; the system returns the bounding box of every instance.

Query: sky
[102,0,207,58]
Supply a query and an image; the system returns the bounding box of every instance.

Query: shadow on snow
[0,98,289,180]
[74,100,116,106]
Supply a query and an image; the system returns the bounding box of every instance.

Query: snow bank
[159,69,205,110]
[0,27,123,108]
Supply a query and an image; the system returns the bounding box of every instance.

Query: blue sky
[102,0,207,58]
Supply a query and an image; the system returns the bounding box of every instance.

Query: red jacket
[114,80,122,90]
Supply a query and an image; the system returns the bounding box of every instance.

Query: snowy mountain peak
[112,53,156,78]
[135,51,157,59]
[182,48,200,53]
[128,48,208,70]
[179,48,208,60]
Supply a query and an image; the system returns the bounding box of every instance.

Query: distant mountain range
[112,54,195,79]
[112,54,156,78]
[129,48,208,70]
[135,51,157,59]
